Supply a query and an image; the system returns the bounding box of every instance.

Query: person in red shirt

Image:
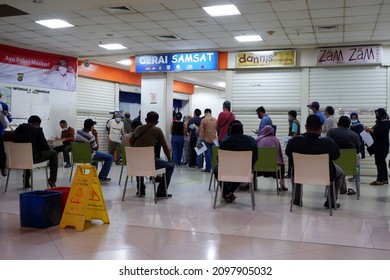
[216,101,235,143]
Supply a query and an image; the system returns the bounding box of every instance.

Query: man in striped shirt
[76,119,113,181]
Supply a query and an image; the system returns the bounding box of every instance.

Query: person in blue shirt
[256,106,272,137]
[0,95,12,176]
[307,101,325,125]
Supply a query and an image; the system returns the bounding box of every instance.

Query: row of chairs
[210,147,360,216]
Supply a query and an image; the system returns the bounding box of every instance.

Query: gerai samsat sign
[316,45,381,65]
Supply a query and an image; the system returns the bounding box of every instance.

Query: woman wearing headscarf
[364,108,390,185]
[348,112,365,182]
[257,125,287,191]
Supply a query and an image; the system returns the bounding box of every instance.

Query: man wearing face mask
[40,58,76,91]
[53,120,75,168]
[107,112,124,165]
[364,108,390,185]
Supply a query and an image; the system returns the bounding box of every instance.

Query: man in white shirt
[107,112,124,165]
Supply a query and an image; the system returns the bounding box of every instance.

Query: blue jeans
[171,135,184,166]
[92,151,113,178]
[204,142,214,172]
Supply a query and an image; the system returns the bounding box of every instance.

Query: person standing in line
[216,100,235,143]
[198,108,217,173]
[187,109,202,168]
[170,111,185,167]
[122,112,133,134]
[107,112,124,165]
[364,108,390,185]
[349,112,365,182]
[307,101,325,125]
[53,120,75,168]
[0,93,11,176]
[321,106,338,137]
[285,110,300,179]
[256,106,272,137]
[181,114,192,165]
[76,119,113,181]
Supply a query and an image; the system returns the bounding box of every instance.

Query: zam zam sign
[135,52,218,73]
[316,45,382,65]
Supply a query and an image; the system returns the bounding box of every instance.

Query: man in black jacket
[213,120,258,203]
[13,115,58,188]
[285,115,344,208]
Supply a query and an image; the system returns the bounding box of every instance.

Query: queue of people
[2,100,389,208]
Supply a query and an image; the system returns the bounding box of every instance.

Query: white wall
[191,87,225,118]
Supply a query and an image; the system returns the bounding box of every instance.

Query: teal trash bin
[20,190,61,229]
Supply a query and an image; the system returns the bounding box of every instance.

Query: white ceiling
[2,0,390,89]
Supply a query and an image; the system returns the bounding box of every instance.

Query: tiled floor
[1,163,390,260]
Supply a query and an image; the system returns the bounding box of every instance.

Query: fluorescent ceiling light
[203,4,241,17]
[99,43,127,50]
[235,35,263,42]
[35,19,73,29]
[116,59,132,65]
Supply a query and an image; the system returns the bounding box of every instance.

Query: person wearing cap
[216,100,235,143]
[286,115,344,209]
[364,108,390,185]
[76,119,113,181]
[213,120,257,203]
[13,115,58,188]
[307,101,325,125]
[256,106,273,137]
[130,111,174,197]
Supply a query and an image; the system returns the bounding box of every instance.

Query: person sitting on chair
[13,115,58,188]
[285,115,344,209]
[129,111,174,197]
[256,125,287,191]
[53,120,75,168]
[76,119,113,181]
[213,120,258,203]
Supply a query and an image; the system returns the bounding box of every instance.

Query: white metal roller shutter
[77,77,116,152]
[309,66,388,176]
[231,69,302,139]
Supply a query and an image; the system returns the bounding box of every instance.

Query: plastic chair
[253,147,280,194]
[208,145,219,190]
[118,144,127,185]
[213,149,255,210]
[291,152,336,216]
[122,146,167,204]
[333,148,360,200]
[4,142,48,192]
[69,142,99,181]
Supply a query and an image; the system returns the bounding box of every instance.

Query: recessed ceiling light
[116,59,132,65]
[203,4,241,17]
[35,19,73,29]
[235,35,263,42]
[98,43,127,50]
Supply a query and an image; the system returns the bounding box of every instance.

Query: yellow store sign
[237,50,296,68]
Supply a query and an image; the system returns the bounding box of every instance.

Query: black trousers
[189,138,198,167]
[24,150,58,184]
[54,144,72,164]
[0,135,6,171]
[374,152,388,181]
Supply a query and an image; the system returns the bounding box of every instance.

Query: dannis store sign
[236,50,296,68]
[316,45,382,65]
[135,52,218,73]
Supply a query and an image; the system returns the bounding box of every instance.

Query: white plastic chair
[213,149,255,210]
[291,152,336,216]
[121,146,167,204]
[4,142,48,192]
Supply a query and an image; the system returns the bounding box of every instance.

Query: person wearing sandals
[13,115,58,188]
[256,125,287,191]
[364,108,390,186]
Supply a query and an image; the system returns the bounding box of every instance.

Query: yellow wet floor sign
[60,165,110,231]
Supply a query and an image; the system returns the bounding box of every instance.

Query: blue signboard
[135,52,218,73]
